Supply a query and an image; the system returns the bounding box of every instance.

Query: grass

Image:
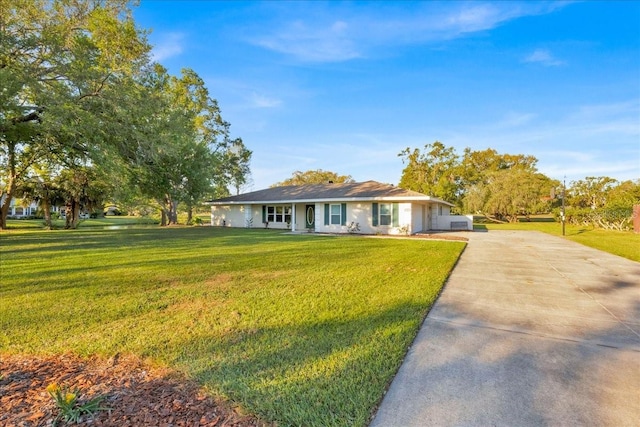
[5,216,159,229]
[0,227,465,427]
[475,216,640,262]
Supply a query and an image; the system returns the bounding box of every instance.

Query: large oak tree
[0,0,150,229]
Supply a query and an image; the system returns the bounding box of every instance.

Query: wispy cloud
[249,92,282,109]
[249,2,568,62]
[150,32,185,62]
[496,112,538,128]
[253,19,360,62]
[445,99,639,181]
[523,48,566,66]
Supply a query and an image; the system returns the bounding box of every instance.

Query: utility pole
[561,176,566,236]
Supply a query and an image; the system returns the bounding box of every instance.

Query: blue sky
[134,1,640,191]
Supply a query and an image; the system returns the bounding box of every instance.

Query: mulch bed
[0,353,270,427]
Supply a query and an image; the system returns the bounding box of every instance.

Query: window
[264,205,292,223]
[330,204,341,225]
[324,203,346,226]
[372,202,399,227]
[379,203,392,225]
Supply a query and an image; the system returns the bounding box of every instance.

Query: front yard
[0,227,465,426]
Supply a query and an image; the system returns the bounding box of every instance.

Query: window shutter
[392,203,399,227]
[324,204,330,226]
[262,205,266,223]
[372,203,378,226]
[341,203,347,225]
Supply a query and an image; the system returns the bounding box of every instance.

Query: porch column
[291,204,296,232]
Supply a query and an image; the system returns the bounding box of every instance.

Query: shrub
[556,207,633,231]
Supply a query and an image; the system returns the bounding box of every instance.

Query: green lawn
[476,217,640,262]
[5,216,159,229]
[0,227,465,427]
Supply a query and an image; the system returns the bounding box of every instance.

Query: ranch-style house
[207,180,472,234]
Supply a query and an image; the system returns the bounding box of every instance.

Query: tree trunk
[160,208,167,226]
[64,199,80,229]
[168,200,178,225]
[482,213,508,224]
[65,203,72,229]
[42,198,52,229]
[71,201,80,229]
[186,205,193,225]
[0,149,17,230]
[0,197,10,230]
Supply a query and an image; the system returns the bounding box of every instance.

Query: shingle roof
[207,180,453,206]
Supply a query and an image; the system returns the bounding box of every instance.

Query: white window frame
[266,205,292,223]
[379,203,392,226]
[330,204,342,225]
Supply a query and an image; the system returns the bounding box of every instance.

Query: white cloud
[443,99,639,182]
[249,92,282,109]
[249,2,568,62]
[254,19,361,62]
[523,48,566,66]
[496,112,538,128]
[150,32,185,62]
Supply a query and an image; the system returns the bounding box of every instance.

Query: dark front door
[305,204,315,229]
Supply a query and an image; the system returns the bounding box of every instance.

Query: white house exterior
[1,197,39,218]
[207,181,472,234]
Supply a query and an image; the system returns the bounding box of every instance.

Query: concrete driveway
[371,230,640,427]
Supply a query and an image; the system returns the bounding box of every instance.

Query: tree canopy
[0,0,250,229]
[399,142,557,222]
[271,169,354,187]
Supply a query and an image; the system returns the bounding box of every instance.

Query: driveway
[370,230,640,427]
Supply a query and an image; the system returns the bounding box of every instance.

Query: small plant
[263,221,269,229]
[398,224,410,235]
[246,217,253,228]
[47,382,108,426]
[347,222,360,233]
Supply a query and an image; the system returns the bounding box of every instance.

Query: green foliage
[398,141,460,204]
[559,178,639,231]
[601,179,640,209]
[0,1,251,229]
[0,0,151,229]
[128,66,249,225]
[567,176,618,209]
[1,227,464,426]
[557,207,634,231]
[398,141,557,218]
[465,169,557,222]
[272,169,354,187]
[47,383,108,426]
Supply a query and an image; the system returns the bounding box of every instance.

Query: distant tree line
[560,177,640,231]
[0,0,251,229]
[398,142,639,228]
[271,169,354,187]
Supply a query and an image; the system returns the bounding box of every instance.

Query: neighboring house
[0,195,78,219]
[207,180,472,234]
[2,197,39,218]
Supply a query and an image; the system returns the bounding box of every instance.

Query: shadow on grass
[172,300,428,427]
[518,217,555,223]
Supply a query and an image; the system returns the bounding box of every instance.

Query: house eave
[206,196,454,207]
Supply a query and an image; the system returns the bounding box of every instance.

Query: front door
[305,204,315,230]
